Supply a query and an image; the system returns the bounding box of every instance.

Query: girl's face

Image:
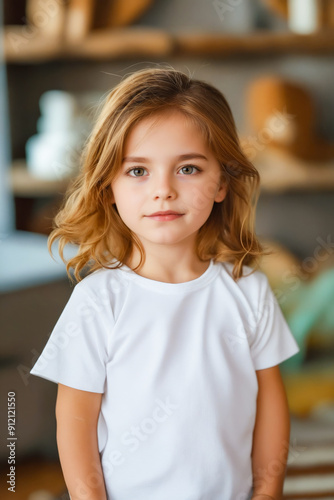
[111,110,227,255]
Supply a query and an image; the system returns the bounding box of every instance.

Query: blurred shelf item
[90,0,154,29]
[63,0,155,43]
[262,0,289,18]
[262,0,334,30]
[10,160,72,197]
[4,28,334,63]
[253,148,334,192]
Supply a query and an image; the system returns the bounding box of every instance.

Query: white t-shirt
[31,260,299,500]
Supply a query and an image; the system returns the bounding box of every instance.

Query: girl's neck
[126,246,211,284]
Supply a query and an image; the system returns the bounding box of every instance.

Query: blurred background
[1,0,334,498]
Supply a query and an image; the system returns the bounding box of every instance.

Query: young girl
[31,67,299,500]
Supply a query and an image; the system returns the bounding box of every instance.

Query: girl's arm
[251,365,290,500]
[56,384,107,500]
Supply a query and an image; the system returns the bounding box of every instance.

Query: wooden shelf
[174,30,334,57]
[10,160,72,197]
[9,153,334,198]
[3,27,173,63]
[4,27,334,63]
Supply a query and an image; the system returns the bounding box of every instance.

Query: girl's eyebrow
[122,153,209,163]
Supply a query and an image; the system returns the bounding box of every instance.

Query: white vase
[26,91,82,180]
[26,130,81,180]
[288,0,320,34]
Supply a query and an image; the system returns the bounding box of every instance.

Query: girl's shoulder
[216,261,273,308]
[219,261,269,290]
[75,264,131,299]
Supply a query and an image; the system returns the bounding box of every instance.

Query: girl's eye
[128,167,147,177]
[179,165,200,175]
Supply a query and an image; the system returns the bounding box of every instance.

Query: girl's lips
[146,211,184,221]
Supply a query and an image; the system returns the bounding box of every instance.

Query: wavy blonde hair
[49,67,264,282]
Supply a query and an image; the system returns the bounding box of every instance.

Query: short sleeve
[30,284,114,393]
[249,274,299,370]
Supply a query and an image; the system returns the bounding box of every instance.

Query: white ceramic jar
[288,0,320,34]
[26,91,83,180]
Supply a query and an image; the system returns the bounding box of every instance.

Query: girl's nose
[152,174,177,200]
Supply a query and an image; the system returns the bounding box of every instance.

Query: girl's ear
[214,181,228,203]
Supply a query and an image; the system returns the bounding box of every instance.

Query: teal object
[280,268,334,371]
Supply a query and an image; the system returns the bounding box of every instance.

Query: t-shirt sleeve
[30,283,113,393]
[249,273,299,370]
